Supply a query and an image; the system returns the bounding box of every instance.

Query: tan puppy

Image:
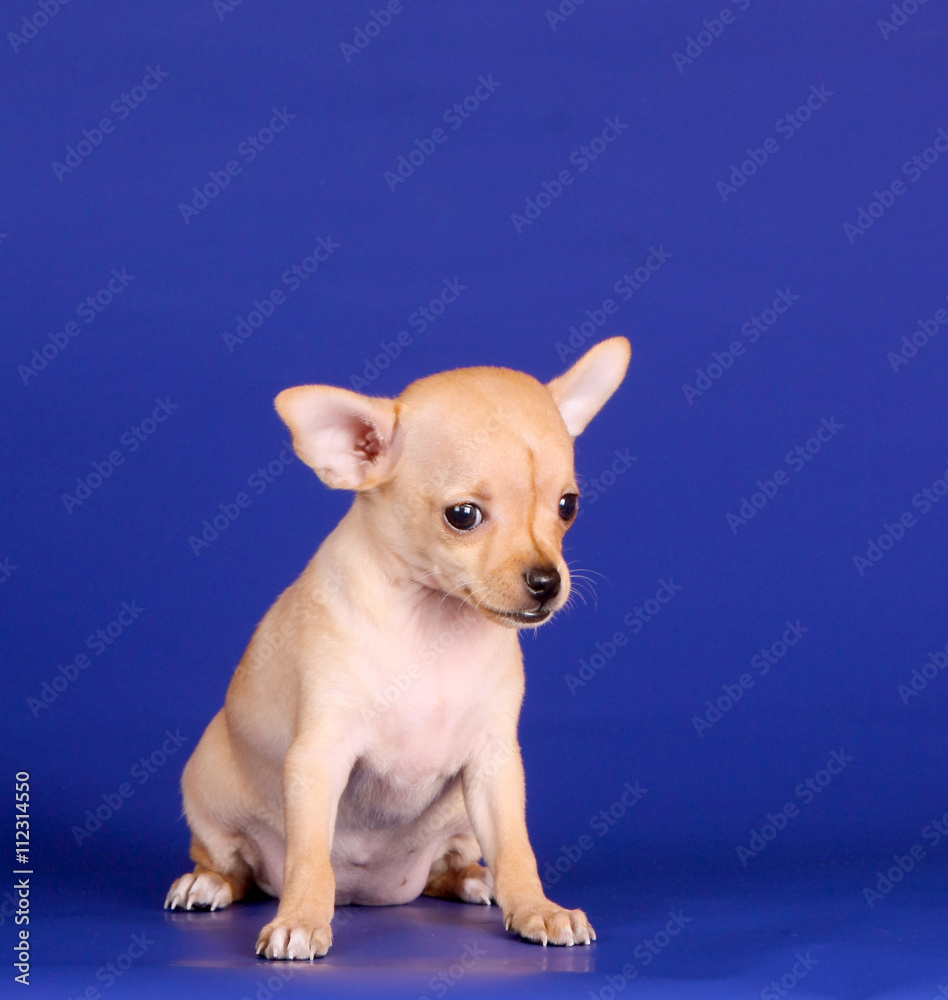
[165,337,631,959]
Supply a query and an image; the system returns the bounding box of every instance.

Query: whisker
[566,561,605,612]
[437,576,490,611]
[566,583,597,612]
[437,581,470,609]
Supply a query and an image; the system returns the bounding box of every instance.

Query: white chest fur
[349,599,516,794]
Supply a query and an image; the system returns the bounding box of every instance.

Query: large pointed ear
[274,385,399,490]
[547,337,631,437]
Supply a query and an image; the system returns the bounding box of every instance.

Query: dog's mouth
[456,585,558,629]
[481,605,552,627]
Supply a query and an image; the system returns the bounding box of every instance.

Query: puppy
[166,336,631,959]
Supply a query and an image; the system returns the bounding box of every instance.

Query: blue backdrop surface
[2,1,948,997]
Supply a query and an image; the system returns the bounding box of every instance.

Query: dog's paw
[503,902,596,947]
[165,871,233,911]
[256,918,333,960]
[458,866,494,905]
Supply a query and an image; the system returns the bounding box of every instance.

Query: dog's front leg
[256,735,351,960]
[463,738,596,947]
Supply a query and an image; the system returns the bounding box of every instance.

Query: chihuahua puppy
[166,337,631,959]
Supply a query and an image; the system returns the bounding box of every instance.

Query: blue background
[3,1,948,997]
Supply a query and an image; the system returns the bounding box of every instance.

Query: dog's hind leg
[165,710,261,911]
[165,836,254,911]
[423,834,494,905]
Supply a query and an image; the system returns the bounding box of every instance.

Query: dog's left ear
[547,336,631,437]
[274,385,399,490]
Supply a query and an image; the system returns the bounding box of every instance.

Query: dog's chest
[356,613,512,787]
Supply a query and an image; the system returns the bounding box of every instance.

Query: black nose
[524,566,561,604]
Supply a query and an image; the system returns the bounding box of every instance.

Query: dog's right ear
[274,385,399,490]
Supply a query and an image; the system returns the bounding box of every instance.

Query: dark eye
[559,493,579,522]
[444,503,483,531]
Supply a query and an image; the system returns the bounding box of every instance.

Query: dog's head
[276,337,630,628]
